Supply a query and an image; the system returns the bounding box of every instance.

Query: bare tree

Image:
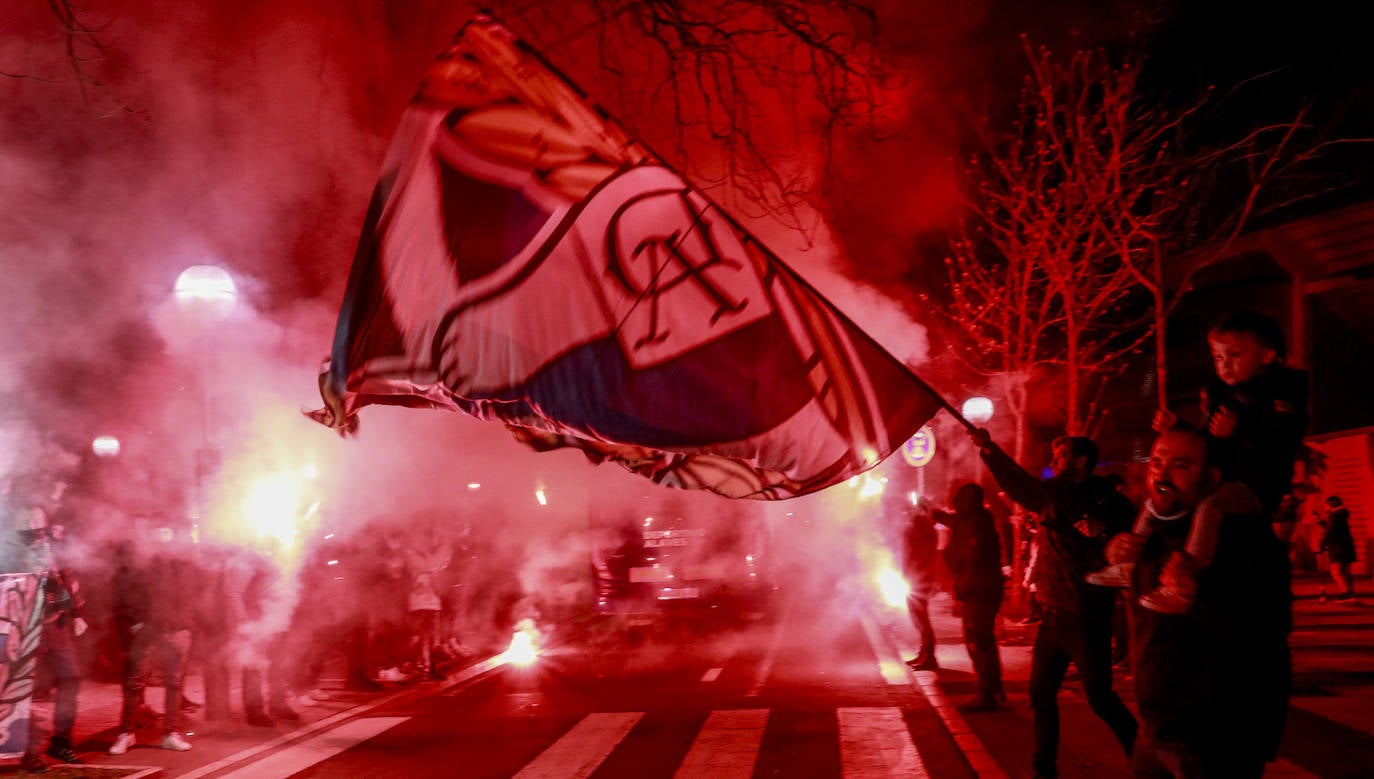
[943,40,1156,462]
[492,0,887,232]
[943,36,1346,443]
[1104,100,1342,407]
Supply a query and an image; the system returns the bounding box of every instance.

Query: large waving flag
[310,16,950,499]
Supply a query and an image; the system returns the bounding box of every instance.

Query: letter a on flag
[310,16,949,499]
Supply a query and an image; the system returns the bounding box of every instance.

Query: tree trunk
[1154,286,1169,410]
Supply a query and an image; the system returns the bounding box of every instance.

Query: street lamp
[962,396,995,488]
[962,396,994,425]
[174,265,238,320]
[91,435,121,458]
[174,265,237,527]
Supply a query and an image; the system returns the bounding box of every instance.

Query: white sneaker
[162,732,193,752]
[109,732,136,756]
[1085,562,1135,589]
[1138,586,1193,615]
[377,667,405,682]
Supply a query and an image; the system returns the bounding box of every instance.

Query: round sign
[901,427,936,467]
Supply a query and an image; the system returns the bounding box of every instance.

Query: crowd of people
[1,308,1358,778]
[1,505,485,773]
[896,309,1349,778]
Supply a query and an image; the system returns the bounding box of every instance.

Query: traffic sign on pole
[901,427,936,468]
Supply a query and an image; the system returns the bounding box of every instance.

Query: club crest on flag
[310,15,949,500]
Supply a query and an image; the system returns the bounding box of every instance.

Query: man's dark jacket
[980,443,1134,617]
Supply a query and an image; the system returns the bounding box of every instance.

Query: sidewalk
[886,574,1374,778]
[5,653,498,778]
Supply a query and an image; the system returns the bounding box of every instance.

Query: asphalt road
[20,574,1371,777]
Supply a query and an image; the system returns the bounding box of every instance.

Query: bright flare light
[875,565,910,609]
[535,488,547,506]
[91,435,121,458]
[501,619,541,667]
[856,473,886,501]
[243,471,308,548]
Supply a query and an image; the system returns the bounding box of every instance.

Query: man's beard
[1147,481,1188,520]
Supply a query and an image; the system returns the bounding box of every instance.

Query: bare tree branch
[495,0,885,233]
[4,1,143,118]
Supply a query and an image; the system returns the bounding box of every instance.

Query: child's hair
[1209,310,1288,362]
[1051,435,1099,470]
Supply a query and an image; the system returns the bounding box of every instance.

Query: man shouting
[1107,425,1292,778]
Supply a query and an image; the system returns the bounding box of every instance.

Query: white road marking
[180,653,505,779]
[673,709,769,779]
[881,608,1008,777]
[218,717,409,779]
[837,707,928,777]
[860,613,912,685]
[513,711,644,779]
[701,667,724,683]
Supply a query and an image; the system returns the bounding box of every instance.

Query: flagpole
[505,25,978,436]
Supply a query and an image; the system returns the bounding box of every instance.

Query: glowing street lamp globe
[962,396,994,424]
[174,265,238,320]
[91,435,121,458]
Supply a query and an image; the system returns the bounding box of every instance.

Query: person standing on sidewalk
[1319,495,1358,603]
[6,500,88,773]
[971,430,1137,779]
[940,482,1006,712]
[225,544,296,725]
[899,499,941,670]
[406,524,452,681]
[109,530,195,755]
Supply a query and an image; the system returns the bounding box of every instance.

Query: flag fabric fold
[311,15,947,499]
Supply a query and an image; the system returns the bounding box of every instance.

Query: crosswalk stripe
[673,709,769,779]
[881,611,1008,778]
[218,717,410,779]
[837,707,928,777]
[860,612,913,685]
[513,712,644,779]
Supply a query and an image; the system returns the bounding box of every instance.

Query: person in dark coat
[109,531,196,755]
[974,431,1137,778]
[940,482,1005,712]
[1106,425,1291,778]
[899,499,941,670]
[1319,495,1357,602]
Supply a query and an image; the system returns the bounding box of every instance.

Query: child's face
[1209,331,1276,386]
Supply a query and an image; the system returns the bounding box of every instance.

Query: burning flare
[501,619,541,667]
